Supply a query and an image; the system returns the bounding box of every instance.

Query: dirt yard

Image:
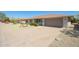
[1,22,79,47]
[49,27,79,47]
[0,22,61,47]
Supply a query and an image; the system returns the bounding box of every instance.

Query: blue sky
[1,11,79,18]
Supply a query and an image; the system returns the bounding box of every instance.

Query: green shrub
[0,12,6,21]
[3,17,10,23]
[11,20,17,24]
[4,17,10,21]
[30,22,38,26]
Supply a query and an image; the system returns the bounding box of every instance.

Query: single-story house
[17,14,71,28]
[32,14,71,28]
[16,18,32,24]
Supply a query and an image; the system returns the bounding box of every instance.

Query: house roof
[33,14,68,19]
[16,14,70,21]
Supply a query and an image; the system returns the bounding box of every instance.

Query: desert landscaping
[0,22,79,47]
[0,22,61,47]
[0,12,79,47]
[49,26,79,47]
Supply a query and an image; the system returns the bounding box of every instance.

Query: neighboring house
[33,14,70,28]
[17,18,32,24]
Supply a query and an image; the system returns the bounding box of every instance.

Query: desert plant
[0,12,7,22]
[68,15,79,24]
[4,17,10,22]
[10,17,18,24]
[30,22,38,26]
[74,15,79,24]
[11,19,17,24]
[67,16,76,23]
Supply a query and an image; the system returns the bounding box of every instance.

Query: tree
[0,12,6,21]
[67,15,79,23]
[67,16,76,23]
[74,15,79,20]
[74,15,79,24]
[4,17,10,22]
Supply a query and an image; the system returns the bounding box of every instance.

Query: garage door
[45,18,63,27]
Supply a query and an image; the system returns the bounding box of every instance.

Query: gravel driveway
[0,23,61,47]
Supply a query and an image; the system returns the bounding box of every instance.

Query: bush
[0,12,6,21]
[30,22,38,26]
[4,17,10,21]
[3,17,10,23]
[11,20,17,24]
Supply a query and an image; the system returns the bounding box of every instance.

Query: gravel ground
[0,23,61,47]
[1,22,79,47]
[49,27,79,47]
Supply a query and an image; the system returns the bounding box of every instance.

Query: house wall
[44,17,64,27]
[63,17,68,27]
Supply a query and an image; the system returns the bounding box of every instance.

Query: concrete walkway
[0,23,61,47]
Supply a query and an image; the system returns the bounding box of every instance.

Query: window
[34,19,42,26]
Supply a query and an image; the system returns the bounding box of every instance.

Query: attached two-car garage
[33,14,69,28]
[44,17,64,27]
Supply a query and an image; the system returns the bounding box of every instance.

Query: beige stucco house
[17,14,71,28]
[33,14,70,28]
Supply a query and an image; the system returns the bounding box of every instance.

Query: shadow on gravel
[48,27,79,47]
[60,28,79,38]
